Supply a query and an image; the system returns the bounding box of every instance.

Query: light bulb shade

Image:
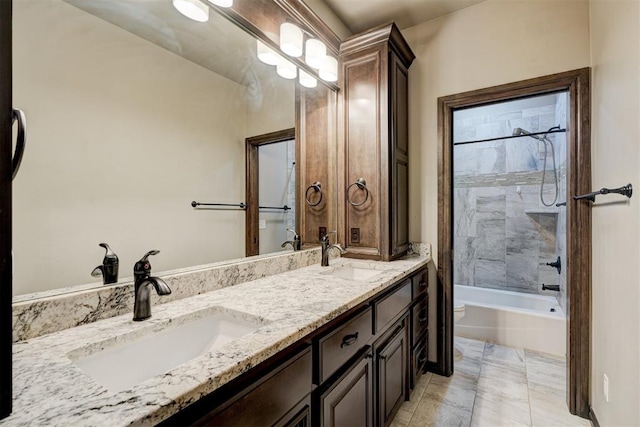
[299,70,317,88]
[280,23,303,57]
[207,0,233,7]
[173,0,209,22]
[276,60,297,79]
[319,55,338,82]
[305,39,326,69]
[257,40,280,66]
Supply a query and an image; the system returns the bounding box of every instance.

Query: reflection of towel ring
[346,178,369,207]
[305,182,323,207]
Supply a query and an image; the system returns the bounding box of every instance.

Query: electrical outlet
[350,227,360,243]
[603,374,609,402]
[259,219,266,230]
[319,227,327,240]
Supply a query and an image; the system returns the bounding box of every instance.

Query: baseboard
[589,406,600,427]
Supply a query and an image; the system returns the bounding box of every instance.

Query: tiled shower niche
[453,93,568,297]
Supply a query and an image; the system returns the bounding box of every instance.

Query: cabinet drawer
[411,335,428,390]
[411,296,428,346]
[411,268,428,300]
[374,279,412,333]
[317,307,373,384]
[203,347,312,427]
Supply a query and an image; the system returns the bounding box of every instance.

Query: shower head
[512,127,543,141]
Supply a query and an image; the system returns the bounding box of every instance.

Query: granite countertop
[3,254,429,426]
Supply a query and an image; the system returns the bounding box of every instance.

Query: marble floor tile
[470,391,532,426]
[423,370,478,413]
[524,350,566,391]
[397,339,590,427]
[477,370,530,404]
[403,373,433,413]
[528,382,591,427]
[409,397,473,427]
[483,342,525,366]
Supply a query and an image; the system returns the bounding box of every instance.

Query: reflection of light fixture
[173,0,209,22]
[280,23,303,57]
[299,70,317,88]
[207,0,233,6]
[277,59,297,79]
[319,55,338,82]
[305,39,326,69]
[257,40,280,66]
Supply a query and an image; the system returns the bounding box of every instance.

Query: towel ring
[305,182,323,207]
[346,178,369,207]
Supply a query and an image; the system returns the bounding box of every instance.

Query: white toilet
[454,301,466,323]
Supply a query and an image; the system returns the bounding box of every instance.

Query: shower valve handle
[546,256,561,274]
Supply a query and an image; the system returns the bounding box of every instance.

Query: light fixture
[276,59,297,79]
[299,70,317,88]
[207,0,233,7]
[256,40,280,66]
[305,39,326,69]
[173,0,209,22]
[280,23,303,57]
[319,55,338,82]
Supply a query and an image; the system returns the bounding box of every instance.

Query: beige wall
[589,0,640,424]
[402,0,591,264]
[13,0,249,294]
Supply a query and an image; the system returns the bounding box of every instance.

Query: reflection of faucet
[321,231,346,267]
[281,228,301,251]
[133,250,171,321]
[91,243,119,285]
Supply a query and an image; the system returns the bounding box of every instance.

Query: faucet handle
[135,250,160,276]
[139,250,160,262]
[286,228,299,238]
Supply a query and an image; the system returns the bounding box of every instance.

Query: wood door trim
[245,128,296,257]
[437,68,591,417]
[0,0,12,419]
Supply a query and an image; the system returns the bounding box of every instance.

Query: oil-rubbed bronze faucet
[320,231,346,267]
[281,228,301,251]
[132,250,171,321]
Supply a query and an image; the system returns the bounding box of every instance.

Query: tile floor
[391,337,592,427]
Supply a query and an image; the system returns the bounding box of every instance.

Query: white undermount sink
[70,308,265,393]
[322,263,390,281]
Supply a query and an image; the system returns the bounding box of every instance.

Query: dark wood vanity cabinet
[338,23,415,261]
[410,269,429,389]
[315,348,375,427]
[160,267,428,427]
[374,317,409,427]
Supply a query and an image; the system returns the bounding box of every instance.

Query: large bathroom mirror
[12,0,332,297]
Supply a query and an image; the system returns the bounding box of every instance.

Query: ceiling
[321,0,486,33]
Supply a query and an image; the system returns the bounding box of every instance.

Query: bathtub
[454,285,566,356]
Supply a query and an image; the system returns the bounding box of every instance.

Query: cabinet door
[389,52,410,259]
[377,323,408,427]
[317,349,374,427]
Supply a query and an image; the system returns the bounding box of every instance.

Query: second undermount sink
[322,263,390,281]
[69,307,266,393]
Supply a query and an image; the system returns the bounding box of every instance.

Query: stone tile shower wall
[453,94,567,297]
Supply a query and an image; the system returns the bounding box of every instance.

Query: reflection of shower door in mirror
[245,129,296,256]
